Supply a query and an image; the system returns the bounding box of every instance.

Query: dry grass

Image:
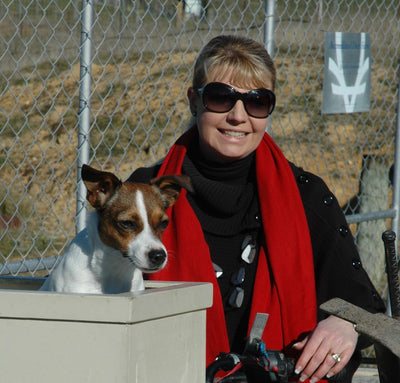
[0,16,397,281]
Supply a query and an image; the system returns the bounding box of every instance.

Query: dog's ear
[150,175,193,209]
[82,165,122,209]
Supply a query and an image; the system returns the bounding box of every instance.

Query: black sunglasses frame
[196,82,276,119]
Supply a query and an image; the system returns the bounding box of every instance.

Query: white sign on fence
[185,0,202,17]
[322,32,371,114]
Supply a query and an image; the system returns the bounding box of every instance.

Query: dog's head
[81,164,192,272]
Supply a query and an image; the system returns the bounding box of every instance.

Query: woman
[127,35,385,382]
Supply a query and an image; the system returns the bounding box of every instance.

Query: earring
[192,111,197,117]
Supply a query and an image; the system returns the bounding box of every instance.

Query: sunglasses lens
[229,287,244,308]
[245,90,275,118]
[231,267,246,285]
[201,83,275,118]
[228,267,246,308]
[203,83,235,113]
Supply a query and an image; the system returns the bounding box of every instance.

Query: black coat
[127,160,386,348]
[289,164,385,320]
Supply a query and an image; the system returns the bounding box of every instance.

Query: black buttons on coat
[352,259,362,269]
[297,174,310,184]
[372,290,381,300]
[323,194,334,206]
[297,172,359,271]
[339,225,349,237]
[296,174,334,207]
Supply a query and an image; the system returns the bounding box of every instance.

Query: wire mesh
[0,0,399,310]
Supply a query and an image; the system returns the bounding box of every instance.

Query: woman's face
[188,70,273,163]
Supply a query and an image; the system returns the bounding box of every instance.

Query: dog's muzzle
[121,248,167,272]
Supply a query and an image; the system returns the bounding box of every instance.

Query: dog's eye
[118,220,138,231]
[158,219,169,231]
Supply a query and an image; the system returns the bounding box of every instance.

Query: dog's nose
[148,249,167,267]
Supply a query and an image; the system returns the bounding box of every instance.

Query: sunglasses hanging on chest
[213,232,259,309]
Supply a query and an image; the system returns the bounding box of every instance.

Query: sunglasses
[213,234,258,309]
[196,82,276,118]
[229,234,257,308]
[229,266,245,308]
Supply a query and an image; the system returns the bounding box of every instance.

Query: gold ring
[331,353,341,363]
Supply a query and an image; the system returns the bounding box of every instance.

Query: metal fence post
[264,0,276,134]
[384,59,400,318]
[263,0,276,58]
[76,0,94,234]
[391,59,400,243]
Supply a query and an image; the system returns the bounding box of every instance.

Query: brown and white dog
[40,165,192,294]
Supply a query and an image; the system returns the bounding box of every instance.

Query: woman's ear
[187,87,198,116]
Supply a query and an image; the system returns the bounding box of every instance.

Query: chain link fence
[1,0,400,304]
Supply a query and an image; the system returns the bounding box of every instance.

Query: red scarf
[148,127,317,366]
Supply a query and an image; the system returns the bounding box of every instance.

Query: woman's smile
[218,128,248,138]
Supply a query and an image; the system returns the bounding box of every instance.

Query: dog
[40,164,192,294]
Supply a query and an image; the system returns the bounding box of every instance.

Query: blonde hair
[192,35,276,91]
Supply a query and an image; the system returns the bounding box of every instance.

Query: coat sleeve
[290,164,386,320]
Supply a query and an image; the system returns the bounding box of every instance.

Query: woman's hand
[292,315,358,382]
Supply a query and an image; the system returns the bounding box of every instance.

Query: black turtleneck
[182,141,262,352]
